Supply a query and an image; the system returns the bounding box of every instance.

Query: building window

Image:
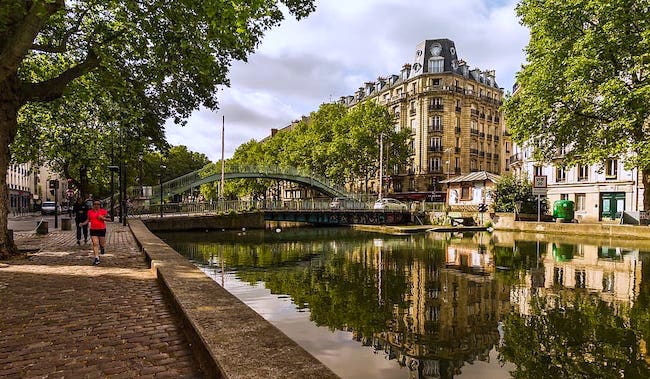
[430,137,441,149]
[428,58,444,73]
[461,186,471,200]
[534,165,542,176]
[560,194,568,200]
[605,159,618,179]
[556,166,566,182]
[578,165,589,181]
[576,193,586,211]
[430,78,440,86]
[429,157,441,172]
[430,115,442,127]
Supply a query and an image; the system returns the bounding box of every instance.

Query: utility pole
[220,115,225,200]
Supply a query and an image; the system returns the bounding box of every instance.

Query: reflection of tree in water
[500,289,650,378]
[226,236,510,378]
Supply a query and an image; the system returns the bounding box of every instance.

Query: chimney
[271,128,278,137]
[401,63,411,79]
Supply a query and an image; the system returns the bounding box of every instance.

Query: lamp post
[159,164,166,218]
[444,147,452,203]
[378,132,383,200]
[108,165,119,221]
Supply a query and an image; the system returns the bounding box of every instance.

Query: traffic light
[478,203,488,213]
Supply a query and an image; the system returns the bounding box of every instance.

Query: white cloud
[165,0,528,162]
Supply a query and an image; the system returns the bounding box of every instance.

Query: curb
[128,219,339,379]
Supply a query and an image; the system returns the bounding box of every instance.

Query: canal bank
[129,219,338,379]
[493,213,650,240]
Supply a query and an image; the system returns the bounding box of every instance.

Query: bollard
[61,218,72,231]
[36,221,48,234]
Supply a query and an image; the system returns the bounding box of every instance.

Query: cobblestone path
[0,221,203,378]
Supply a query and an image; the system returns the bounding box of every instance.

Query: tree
[503,0,650,210]
[493,173,543,214]
[0,0,315,257]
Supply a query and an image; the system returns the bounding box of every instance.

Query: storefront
[9,190,32,212]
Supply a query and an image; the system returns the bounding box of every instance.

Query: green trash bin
[553,200,575,222]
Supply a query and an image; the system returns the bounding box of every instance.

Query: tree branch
[19,50,100,104]
[0,0,64,82]
[30,8,89,54]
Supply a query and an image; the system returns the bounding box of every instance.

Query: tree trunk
[0,73,20,259]
[641,167,650,212]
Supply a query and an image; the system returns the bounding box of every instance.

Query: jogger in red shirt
[83,200,109,265]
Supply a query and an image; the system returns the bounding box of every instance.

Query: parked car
[373,198,408,211]
[41,201,61,215]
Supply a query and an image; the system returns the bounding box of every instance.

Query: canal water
[159,228,650,378]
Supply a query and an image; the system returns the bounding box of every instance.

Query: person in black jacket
[73,197,89,245]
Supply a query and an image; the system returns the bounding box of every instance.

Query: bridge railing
[127,199,381,218]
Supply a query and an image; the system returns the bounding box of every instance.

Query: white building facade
[509,145,645,223]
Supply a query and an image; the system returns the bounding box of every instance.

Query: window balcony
[486,152,492,159]
[479,151,485,157]
[508,153,522,165]
[455,126,461,134]
[470,109,480,117]
[479,113,485,119]
[479,132,485,138]
[470,129,479,136]
[428,125,443,133]
[486,134,492,141]
[428,146,443,153]
[409,108,416,116]
[455,106,462,112]
[428,104,444,112]
[470,148,479,155]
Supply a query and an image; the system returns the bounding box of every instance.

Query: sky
[164,0,529,162]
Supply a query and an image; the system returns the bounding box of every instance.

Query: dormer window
[428,57,444,73]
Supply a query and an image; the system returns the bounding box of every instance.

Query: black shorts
[90,229,106,237]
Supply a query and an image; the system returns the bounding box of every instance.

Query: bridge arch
[151,165,356,202]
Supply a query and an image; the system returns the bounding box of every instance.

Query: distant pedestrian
[83,200,109,265]
[73,197,89,245]
[84,193,94,208]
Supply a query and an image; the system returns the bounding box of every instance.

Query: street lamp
[108,165,119,221]
[159,164,166,218]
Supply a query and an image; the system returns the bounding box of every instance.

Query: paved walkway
[0,215,203,378]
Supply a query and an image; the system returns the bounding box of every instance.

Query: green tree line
[199,102,413,200]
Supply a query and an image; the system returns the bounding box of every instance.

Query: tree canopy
[206,101,412,200]
[0,0,316,257]
[503,0,650,209]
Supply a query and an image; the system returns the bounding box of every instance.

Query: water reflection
[161,228,650,378]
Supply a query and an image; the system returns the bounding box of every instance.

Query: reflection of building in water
[510,242,642,315]
[362,240,510,378]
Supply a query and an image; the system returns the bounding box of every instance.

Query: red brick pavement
[0,221,203,378]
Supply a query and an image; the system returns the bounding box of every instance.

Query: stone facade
[340,38,510,200]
